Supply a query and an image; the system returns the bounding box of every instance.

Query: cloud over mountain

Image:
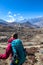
[6,11,24,23]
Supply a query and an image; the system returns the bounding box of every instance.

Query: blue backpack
[11,39,26,65]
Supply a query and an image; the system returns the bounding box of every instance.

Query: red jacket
[0,37,15,59]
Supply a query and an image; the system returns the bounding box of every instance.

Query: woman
[0,33,26,65]
[0,33,18,63]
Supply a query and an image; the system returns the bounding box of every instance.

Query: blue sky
[0,0,43,22]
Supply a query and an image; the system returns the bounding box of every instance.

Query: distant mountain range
[29,17,43,27]
[0,17,43,28]
[0,19,8,25]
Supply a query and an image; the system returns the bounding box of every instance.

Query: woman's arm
[0,43,12,59]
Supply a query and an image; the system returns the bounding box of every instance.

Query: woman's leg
[10,63,14,65]
[10,62,16,65]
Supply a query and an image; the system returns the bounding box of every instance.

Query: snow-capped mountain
[0,17,43,28]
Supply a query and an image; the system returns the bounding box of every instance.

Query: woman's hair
[13,33,18,39]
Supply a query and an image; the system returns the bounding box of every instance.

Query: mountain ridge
[0,17,43,28]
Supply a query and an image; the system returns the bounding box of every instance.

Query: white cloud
[8,11,12,15]
[18,16,24,20]
[14,13,20,16]
[36,16,42,18]
[7,18,16,23]
[9,15,13,17]
[20,16,23,18]
[7,11,24,22]
[7,11,16,23]
[14,14,16,16]
[31,16,43,19]
[7,14,16,22]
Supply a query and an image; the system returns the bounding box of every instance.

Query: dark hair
[13,33,18,39]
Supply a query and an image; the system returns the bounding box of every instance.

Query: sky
[0,0,43,22]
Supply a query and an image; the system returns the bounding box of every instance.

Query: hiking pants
[10,63,22,65]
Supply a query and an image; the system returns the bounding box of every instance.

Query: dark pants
[10,63,14,65]
[10,63,22,65]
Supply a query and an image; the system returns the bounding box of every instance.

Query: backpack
[11,39,26,65]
